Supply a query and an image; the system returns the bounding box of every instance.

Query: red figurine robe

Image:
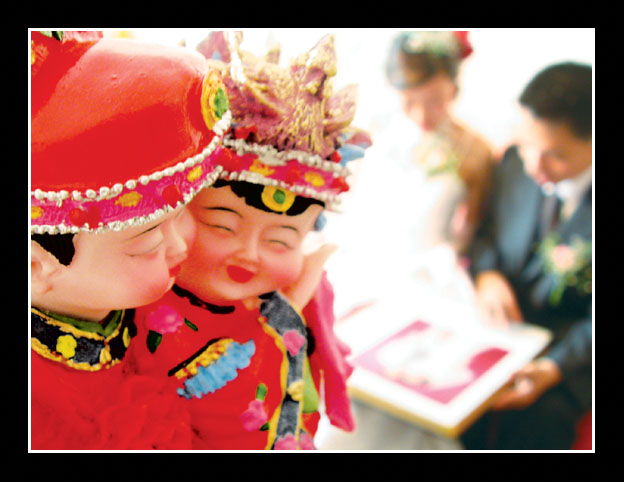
[30,308,192,450]
[129,273,355,450]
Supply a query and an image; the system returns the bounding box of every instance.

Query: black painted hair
[213,179,325,216]
[519,62,592,140]
[31,233,76,266]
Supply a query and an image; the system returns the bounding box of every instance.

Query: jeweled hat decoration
[196,31,372,212]
[31,31,232,234]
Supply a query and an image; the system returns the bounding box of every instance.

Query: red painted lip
[227,265,255,283]
[169,264,182,278]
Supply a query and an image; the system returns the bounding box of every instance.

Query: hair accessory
[31,31,231,234]
[197,32,372,210]
[403,31,472,60]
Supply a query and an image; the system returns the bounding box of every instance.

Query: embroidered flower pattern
[147,305,185,334]
[241,383,269,432]
[299,431,316,450]
[539,234,592,306]
[31,206,43,219]
[146,305,197,354]
[115,191,143,207]
[274,434,299,450]
[273,431,316,450]
[282,329,306,357]
[56,335,77,359]
[241,400,268,431]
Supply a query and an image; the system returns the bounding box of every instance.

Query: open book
[335,298,552,438]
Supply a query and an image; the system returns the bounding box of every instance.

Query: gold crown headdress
[197,32,372,211]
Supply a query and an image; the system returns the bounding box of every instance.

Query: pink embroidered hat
[31,30,232,234]
[196,32,371,212]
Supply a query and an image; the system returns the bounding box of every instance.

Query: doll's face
[176,185,323,304]
[32,206,196,322]
[397,72,457,132]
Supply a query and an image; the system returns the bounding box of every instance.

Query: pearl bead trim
[31,167,225,235]
[222,136,351,178]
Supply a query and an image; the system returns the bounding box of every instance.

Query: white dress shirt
[542,165,593,221]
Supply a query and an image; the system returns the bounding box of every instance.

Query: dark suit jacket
[468,146,592,412]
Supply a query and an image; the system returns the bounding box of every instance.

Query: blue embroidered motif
[177,340,255,400]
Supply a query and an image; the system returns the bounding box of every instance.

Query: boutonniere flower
[538,234,592,306]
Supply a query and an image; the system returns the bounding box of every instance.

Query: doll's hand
[282,244,338,310]
[491,358,562,410]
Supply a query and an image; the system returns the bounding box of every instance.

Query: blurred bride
[384,31,494,257]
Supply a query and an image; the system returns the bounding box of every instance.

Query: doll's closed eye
[264,225,300,250]
[123,222,165,257]
[125,233,164,257]
[197,207,241,233]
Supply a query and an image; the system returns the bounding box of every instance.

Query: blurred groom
[462,62,592,450]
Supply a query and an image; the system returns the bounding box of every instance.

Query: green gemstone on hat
[273,189,286,204]
[213,87,229,119]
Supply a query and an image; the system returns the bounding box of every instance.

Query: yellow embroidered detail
[32,337,121,372]
[304,171,325,187]
[56,335,77,359]
[174,338,232,379]
[31,206,44,219]
[249,159,276,177]
[30,308,128,372]
[100,346,112,365]
[287,380,305,402]
[261,185,296,212]
[115,191,143,207]
[187,166,203,182]
[122,327,131,348]
[257,316,290,449]
[31,40,36,65]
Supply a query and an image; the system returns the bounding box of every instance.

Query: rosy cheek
[117,265,172,307]
[188,232,230,270]
[266,255,303,287]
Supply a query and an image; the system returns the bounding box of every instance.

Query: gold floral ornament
[201,70,230,130]
[304,171,325,187]
[261,185,296,212]
[539,234,592,306]
[31,206,44,219]
[249,159,275,177]
[115,191,143,207]
[187,165,203,182]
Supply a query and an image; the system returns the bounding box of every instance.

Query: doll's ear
[31,240,63,295]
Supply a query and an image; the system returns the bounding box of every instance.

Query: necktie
[540,194,562,238]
